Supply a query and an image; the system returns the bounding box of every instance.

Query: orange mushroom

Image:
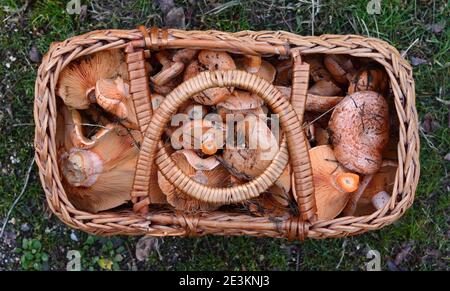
[151,51,185,86]
[300,145,360,220]
[57,49,126,109]
[222,114,279,178]
[216,90,265,120]
[276,86,344,112]
[324,54,355,85]
[348,65,389,95]
[183,50,236,105]
[60,123,140,213]
[328,91,389,174]
[95,77,138,129]
[157,150,230,212]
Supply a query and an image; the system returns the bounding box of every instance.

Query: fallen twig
[0,157,35,239]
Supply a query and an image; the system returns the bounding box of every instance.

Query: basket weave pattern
[34,28,420,239]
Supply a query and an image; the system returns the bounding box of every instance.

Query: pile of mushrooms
[55,48,396,219]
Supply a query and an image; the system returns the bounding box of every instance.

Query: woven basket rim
[33,28,420,240]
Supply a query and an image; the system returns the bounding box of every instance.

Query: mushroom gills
[157,150,230,212]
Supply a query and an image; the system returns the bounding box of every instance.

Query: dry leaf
[165,7,186,29]
[444,153,450,162]
[421,113,439,133]
[28,45,42,63]
[157,0,175,14]
[410,56,428,67]
[427,23,445,34]
[394,241,414,265]
[135,236,162,262]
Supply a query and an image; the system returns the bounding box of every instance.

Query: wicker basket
[34,27,420,240]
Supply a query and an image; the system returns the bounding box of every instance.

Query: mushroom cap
[61,106,114,150]
[60,123,141,212]
[222,114,279,178]
[157,150,230,212]
[218,91,264,111]
[177,100,208,120]
[255,60,276,83]
[329,91,389,174]
[308,80,342,96]
[371,191,390,210]
[57,49,125,109]
[306,145,352,220]
[216,90,265,120]
[183,50,236,105]
[178,119,225,152]
[324,54,355,85]
[304,55,332,82]
[349,66,389,95]
[236,58,276,83]
[173,49,199,64]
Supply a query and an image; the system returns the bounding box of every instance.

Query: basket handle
[132,70,290,208]
[290,49,317,221]
[132,68,316,221]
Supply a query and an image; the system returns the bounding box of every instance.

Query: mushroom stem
[336,173,360,193]
[276,86,344,112]
[151,61,184,86]
[342,173,374,216]
[243,55,262,73]
[155,51,171,67]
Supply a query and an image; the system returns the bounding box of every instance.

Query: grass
[0,0,448,271]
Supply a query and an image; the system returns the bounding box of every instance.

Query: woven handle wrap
[132,69,316,219]
[290,50,316,221]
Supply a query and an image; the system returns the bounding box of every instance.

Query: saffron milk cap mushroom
[60,123,140,212]
[276,86,344,112]
[348,66,389,95]
[297,145,360,220]
[57,49,126,109]
[179,119,225,155]
[151,51,185,86]
[353,163,397,216]
[243,55,262,73]
[329,91,389,174]
[172,49,199,64]
[157,150,230,212]
[371,191,391,210]
[216,90,265,120]
[308,80,342,96]
[304,55,333,82]
[236,57,276,83]
[324,54,355,85]
[60,106,114,149]
[184,50,236,105]
[95,77,138,129]
[222,114,279,178]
